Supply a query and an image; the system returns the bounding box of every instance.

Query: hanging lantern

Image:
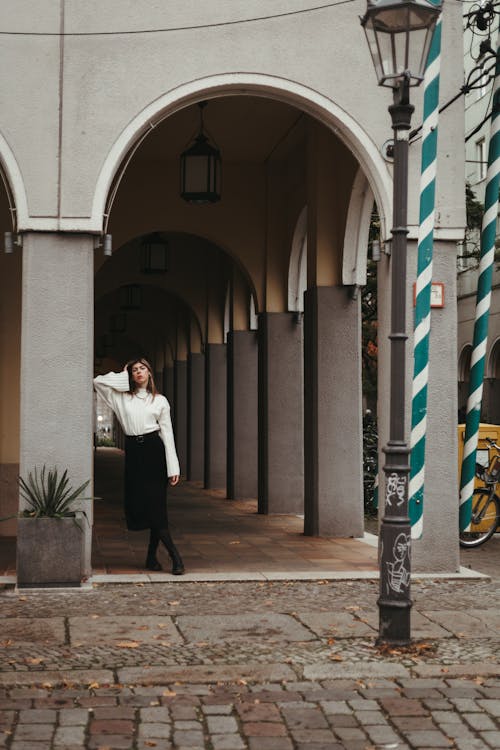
[141,233,169,273]
[180,101,221,204]
[110,313,127,333]
[119,284,142,310]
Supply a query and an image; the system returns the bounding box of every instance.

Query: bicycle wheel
[459,489,500,548]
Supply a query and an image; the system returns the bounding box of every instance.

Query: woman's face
[131,361,150,387]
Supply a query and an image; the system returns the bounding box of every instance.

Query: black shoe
[171,558,185,575]
[145,557,162,572]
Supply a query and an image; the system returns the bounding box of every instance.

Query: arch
[95,281,204,356]
[342,167,375,286]
[107,229,261,318]
[288,206,307,313]
[486,337,500,378]
[0,130,27,231]
[92,74,392,242]
[458,343,472,382]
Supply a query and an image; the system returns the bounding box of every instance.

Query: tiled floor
[1,447,379,577]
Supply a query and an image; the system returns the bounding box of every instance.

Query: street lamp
[361,0,441,645]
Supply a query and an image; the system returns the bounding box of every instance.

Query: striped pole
[459,43,500,531]
[409,17,442,540]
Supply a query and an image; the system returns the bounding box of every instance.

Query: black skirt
[124,432,169,531]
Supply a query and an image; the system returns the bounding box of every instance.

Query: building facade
[458,12,500,424]
[0,1,465,575]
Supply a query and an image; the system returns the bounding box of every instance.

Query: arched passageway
[91,92,373,572]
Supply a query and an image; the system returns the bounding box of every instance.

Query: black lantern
[119,284,142,310]
[361,0,441,87]
[180,101,221,204]
[141,233,169,273]
[110,313,127,334]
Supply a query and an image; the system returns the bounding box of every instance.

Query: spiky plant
[18,466,90,518]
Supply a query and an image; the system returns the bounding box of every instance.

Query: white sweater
[93,371,180,477]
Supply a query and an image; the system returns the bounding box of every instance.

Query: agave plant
[18,466,90,518]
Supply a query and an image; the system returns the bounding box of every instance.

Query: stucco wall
[0,1,464,237]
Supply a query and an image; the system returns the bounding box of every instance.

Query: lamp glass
[362,0,440,86]
[180,134,221,204]
[141,234,169,273]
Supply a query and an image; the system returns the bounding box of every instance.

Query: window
[476,138,487,181]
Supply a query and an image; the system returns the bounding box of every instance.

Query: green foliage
[362,207,379,410]
[96,436,116,448]
[466,183,484,230]
[18,466,90,518]
[363,412,378,517]
[458,184,485,267]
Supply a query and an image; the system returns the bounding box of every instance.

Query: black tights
[147,527,182,564]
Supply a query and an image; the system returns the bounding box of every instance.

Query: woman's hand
[169,475,180,486]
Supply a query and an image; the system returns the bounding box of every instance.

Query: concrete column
[20,233,94,577]
[412,241,459,571]
[187,352,205,481]
[163,366,174,412]
[378,240,460,572]
[204,343,227,489]
[227,330,258,499]
[303,286,364,537]
[174,360,187,476]
[258,313,303,514]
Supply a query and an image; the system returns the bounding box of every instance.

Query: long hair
[125,358,158,399]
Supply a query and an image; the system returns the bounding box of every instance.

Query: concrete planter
[16,514,85,587]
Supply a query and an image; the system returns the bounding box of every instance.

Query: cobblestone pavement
[1,574,500,749]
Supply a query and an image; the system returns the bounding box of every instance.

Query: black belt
[125,431,160,444]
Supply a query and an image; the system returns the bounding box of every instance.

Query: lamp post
[361,0,441,645]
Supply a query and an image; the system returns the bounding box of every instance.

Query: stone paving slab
[302,662,411,680]
[69,615,183,645]
[117,663,298,685]
[175,614,315,643]
[0,618,66,646]
[0,669,115,688]
[413,664,500,678]
[360,609,453,639]
[421,610,494,638]
[295,611,377,638]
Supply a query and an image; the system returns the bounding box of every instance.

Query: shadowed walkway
[92,447,379,577]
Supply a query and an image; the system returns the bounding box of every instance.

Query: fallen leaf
[91,615,99,619]
[25,657,44,665]
[116,641,140,649]
[1,640,13,647]
[168,601,180,606]
[229,541,241,545]
[327,638,336,645]
[87,682,100,690]
[329,654,344,661]
[157,623,169,629]
[162,690,177,697]
[144,742,157,748]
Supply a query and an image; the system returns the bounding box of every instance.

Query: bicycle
[459,437,500,548]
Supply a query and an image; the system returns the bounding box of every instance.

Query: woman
[94,358,184,575]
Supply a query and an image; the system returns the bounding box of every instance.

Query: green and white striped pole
[409,17,442,540]
[459,44,500,531]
